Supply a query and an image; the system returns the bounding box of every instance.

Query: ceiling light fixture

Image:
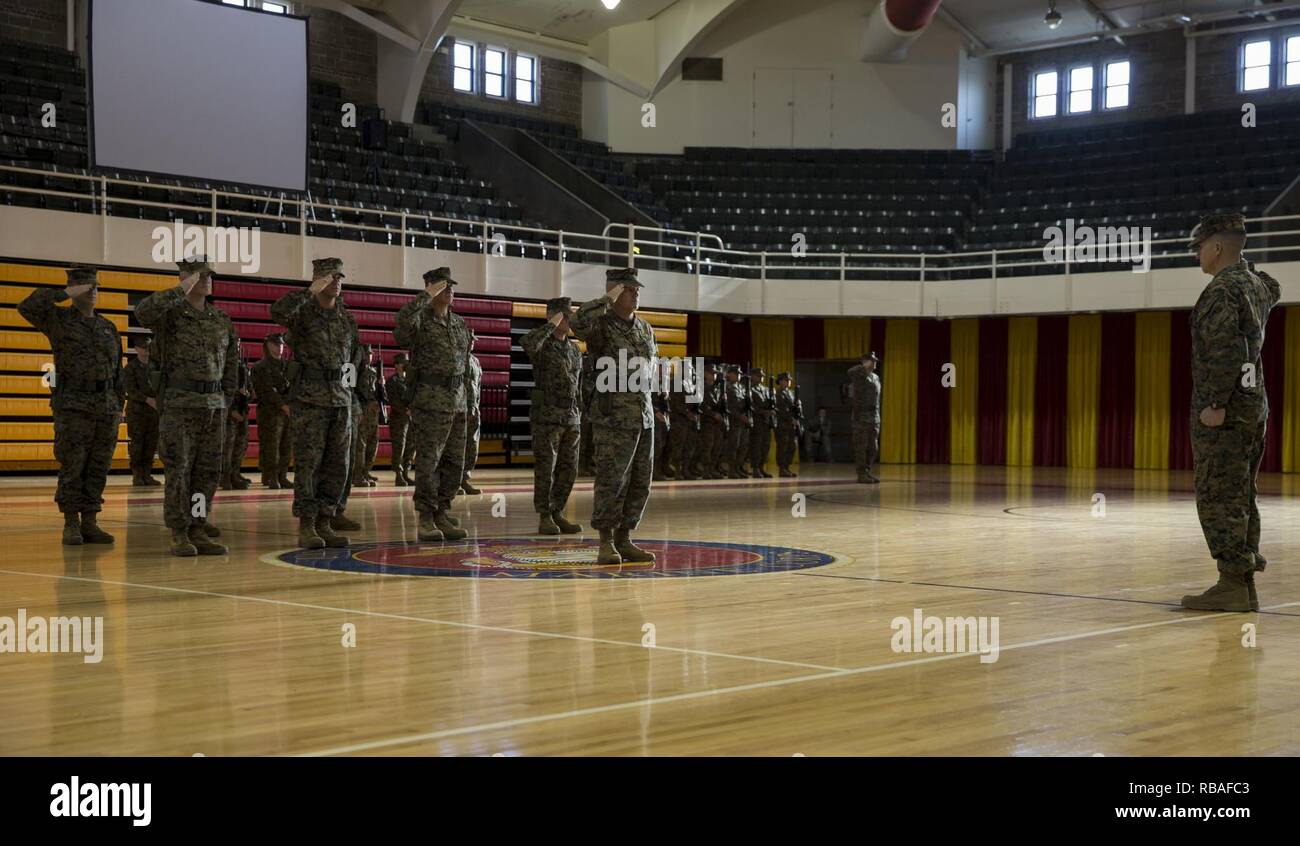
[1045,1,1063,30]
[601,0,621,11]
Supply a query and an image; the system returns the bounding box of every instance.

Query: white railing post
[100,175,108,259]
[481,220,491,291]
[991,248,998,281]
[695,232,703,288]
[919,253,927,283]
[556,230,566,295]
[628,223,636,268]
[210,189,217,227]
[299,198,308,279]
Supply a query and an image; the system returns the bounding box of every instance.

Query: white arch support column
[375,0,464,124]
[647,0,752,99]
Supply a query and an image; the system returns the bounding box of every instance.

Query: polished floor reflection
[1,463,1296,756]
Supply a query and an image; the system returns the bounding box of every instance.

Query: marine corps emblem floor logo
[271,538,836,579]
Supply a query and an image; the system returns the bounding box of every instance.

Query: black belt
[63,378,111,393]
[417,373,464,388]
[173,379,223,394]
[302,367,342,382]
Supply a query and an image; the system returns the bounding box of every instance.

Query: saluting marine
[250,332,293,489]
[18,266,123,545]
[520,297,584,535]
[135,256,240,556]
[122,334,161,487]
[848,351,882,484]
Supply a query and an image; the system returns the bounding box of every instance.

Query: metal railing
[3,163,1299,282]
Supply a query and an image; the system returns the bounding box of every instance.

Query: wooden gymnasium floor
[1,463,1298,757]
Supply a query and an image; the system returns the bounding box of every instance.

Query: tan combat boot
[79,512,115,544]
[417,512,443,542]
[188,525,228,555]
[1181,572,1251,612]
[538,512,560,535]
[1245,572,1259,612]
[460,478,481,495]
[331,511,361,531]
[62,513,83,546]
[298,516,325,550]
[434,511,467,541]
[315,515,350,548]
[614,528,656,563]
[596,529,622,565]
[552,512,582,534]
[170,528,198,557]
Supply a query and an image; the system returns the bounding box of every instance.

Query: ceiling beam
[299,0,420,50]
[1078,0,1125,45]
[936,6,987,52]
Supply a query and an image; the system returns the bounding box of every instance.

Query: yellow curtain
[1066,313,1102,469]
[1006,317,1037,466]
[698,314,721,357]
[881,319,918,464]
[1284,307,1300,472]
[949,318,979,465]
[824,318,871,360]
[1133,311,1171,470]
[751,318,796,468]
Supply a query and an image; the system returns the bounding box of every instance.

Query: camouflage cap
[862,350,880,362]
[749,367,765,377]
[65,266,99,287]
[776,371,791,382]
[393,352,408,365]
[177,255,213,277]
[725,364,741,375]
[264,332,285,346]
[131,334,152,348]
[423,266,457,286]
[605,267,643,289]
[1188,213,1247,249]
[545,296,572,315]
[312,257,346,279]
[704,363,720,374]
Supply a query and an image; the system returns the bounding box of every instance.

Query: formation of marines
[23,212,1273,608]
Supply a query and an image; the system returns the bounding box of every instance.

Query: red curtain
[1169,310,1193,470]
[1034,314,1069,466]
[1262,307,1286,473]
[977,317,1008,465]
[916,319,950,464]
[720,316,751,367]
[793,318,824,360]
[1097,312,1135,468]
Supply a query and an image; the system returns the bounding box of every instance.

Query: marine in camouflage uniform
[222,354,252,490]
[848,351,882,483]
[135,257,240,556]
[121,334,161,486]
[667,367,701,480]
[773,372,800,477]
[17,266,123,545]
[270,257,360,549]
[394,266,470,541]
[723,366,751,479]
[748,367,774,478]
[459,333,483,495]
[569,267,659,564]
[1181,213,1280,613]
[696,366,728,478]
[250,333,293,488]
[351,346,380,488]
[386,353,414,486]
[521,297,583,534]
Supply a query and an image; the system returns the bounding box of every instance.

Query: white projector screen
[89,0,308,193]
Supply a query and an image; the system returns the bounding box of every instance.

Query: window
[222,0,246,6]
[1032,70,1058,118]
[1068,66,1094,113]
[1103,60,1130,109]
[484,47,507,98]
[1242,39,1271,91]
[453,41,475,93]
[1287,35,1300,87]
[515,54,537,104]
[262,1,288,12]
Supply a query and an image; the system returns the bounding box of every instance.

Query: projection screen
[89,0,308,193]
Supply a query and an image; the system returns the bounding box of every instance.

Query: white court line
[298,600,1300,757]
[0,567,846,673]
